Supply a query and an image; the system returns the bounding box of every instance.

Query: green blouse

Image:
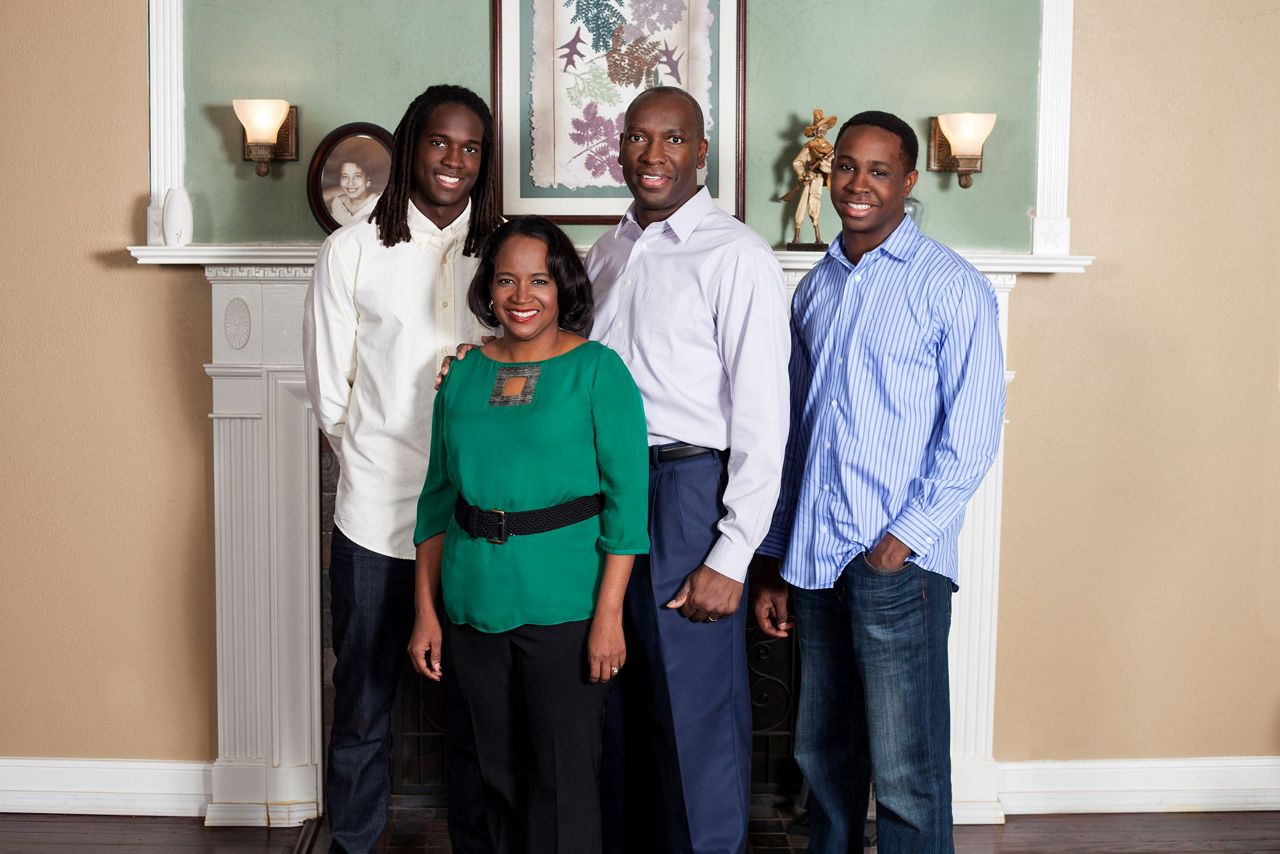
[414,341,649,633]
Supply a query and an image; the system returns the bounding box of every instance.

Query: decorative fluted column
[203,265,321,827]
[949,273,1014,824]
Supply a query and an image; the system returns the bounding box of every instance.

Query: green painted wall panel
[184,0,1039,251]
[747,0,1041,252]
[184,0,490,243]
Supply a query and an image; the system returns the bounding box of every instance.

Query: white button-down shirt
[303,202,488,559]
[586,188,790,582]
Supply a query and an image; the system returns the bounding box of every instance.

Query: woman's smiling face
[338,162,369,197]
[490,234,560,349]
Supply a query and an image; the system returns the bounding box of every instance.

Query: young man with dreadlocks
[303,83,502,854]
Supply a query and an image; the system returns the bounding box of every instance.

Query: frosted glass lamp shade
[233,99,291,144]
[937,113,997,157]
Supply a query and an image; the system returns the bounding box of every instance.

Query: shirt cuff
[321,426,343,455]
[756,528,790,560]
[704,536,752,584]
[886,503,944,560]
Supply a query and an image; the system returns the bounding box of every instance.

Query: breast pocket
[860,320,936,384]
[634,277,712,360]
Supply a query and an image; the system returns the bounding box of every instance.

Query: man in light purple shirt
[590,87,790,854]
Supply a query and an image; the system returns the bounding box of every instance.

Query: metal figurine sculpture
[782,108,838,250]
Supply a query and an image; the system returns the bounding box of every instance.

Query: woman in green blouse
[408,215,648,853]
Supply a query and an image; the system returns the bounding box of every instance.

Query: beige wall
[996,0,1280,760]
[1,0,1276,766]
[0,3,216,759]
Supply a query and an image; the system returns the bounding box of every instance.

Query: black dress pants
[444,618,610,854]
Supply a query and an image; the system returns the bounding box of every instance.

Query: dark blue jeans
[326,527,415,854]
[791,555,955,854]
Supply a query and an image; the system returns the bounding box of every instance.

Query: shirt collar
[615,186,713,243]
[826,213,922,269]
[407,199,471,241]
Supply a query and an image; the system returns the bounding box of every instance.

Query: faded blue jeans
[791,554,955,854]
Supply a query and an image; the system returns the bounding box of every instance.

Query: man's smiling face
[618,90,708,229]
[409,102,484,223]
[829,124,918,254]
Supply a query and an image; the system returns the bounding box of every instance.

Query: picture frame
[492,0,745,224]
[307,122,395,234]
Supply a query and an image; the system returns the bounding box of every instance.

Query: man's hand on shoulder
[433,338,493,390]
[666,564,742,623]
[750,554,793,638]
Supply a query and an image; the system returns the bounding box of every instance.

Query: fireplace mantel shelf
[128,244,1093,275]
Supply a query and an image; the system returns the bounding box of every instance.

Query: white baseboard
[204,802,268,826]
[3,755,1278,823]
[0,757,212,817]
[997,756,1280,815]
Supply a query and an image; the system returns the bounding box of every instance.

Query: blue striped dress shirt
[758,215,1005,588]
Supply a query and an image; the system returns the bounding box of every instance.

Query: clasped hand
[666,564,741,623]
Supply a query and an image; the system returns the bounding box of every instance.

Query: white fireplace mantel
[130,243,1094,275]
[135,0,1089,829]
[126,242,1083,827]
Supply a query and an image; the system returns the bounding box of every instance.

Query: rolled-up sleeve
[303,236,358,450]
[591,348,650,556]
[414,377,457,546]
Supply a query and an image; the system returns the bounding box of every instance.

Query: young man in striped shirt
[753,111,1006,853]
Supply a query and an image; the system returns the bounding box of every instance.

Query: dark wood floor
[3,809,1280,852]
[0,812,304,852]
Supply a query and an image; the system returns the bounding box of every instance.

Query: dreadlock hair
[835,110,920,172]
[369,84,502,255]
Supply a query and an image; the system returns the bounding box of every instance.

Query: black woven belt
[648,442,725,466]
[454,493,604,544]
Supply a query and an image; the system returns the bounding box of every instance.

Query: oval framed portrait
[307,122,394,234]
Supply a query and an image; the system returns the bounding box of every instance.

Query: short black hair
[835,110,919,172]
[625,86,705,141]
[466,216,594,337]
[336,157,373,182]
[369,84,502,254]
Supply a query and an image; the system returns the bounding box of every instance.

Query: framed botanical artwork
[306,123,395,234]
[492,0,745,224]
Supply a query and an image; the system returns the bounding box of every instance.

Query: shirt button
[926,537,935,544]
[822,484,829,491]
[824,441,831,449]
[820,525,828,534]
[829,399,837,407]
[853,274,862,283]
[442,300,448,308]
[837,356,844,364]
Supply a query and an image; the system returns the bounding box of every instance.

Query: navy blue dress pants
[603,451,751,854]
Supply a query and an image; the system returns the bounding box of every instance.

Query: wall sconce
[233,99,297,176]
[928,113,996,188]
